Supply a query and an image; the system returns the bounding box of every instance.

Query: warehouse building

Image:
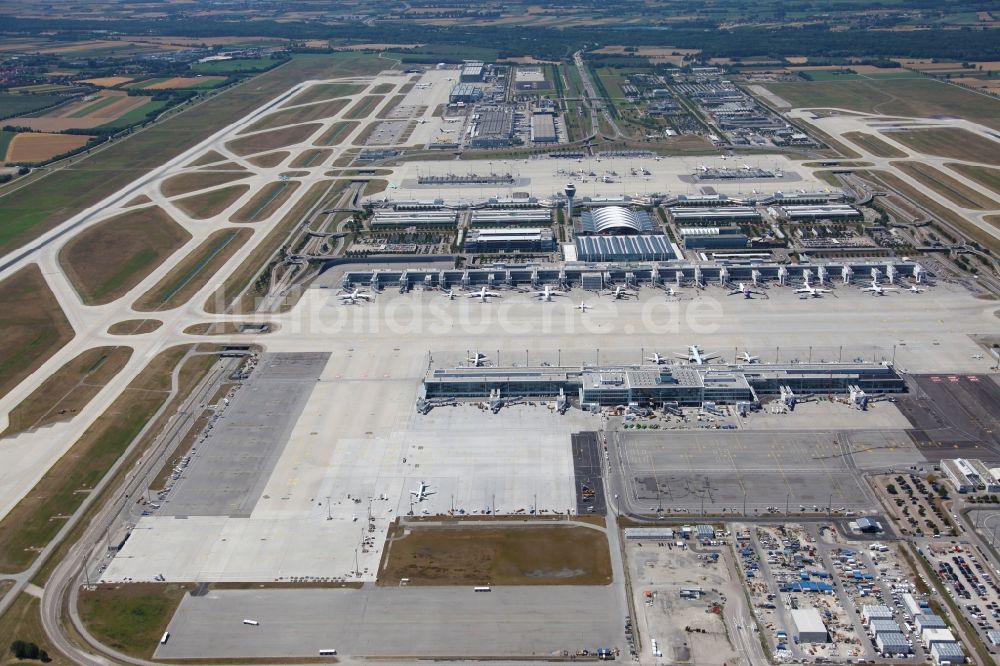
[470,208,552,227]
[868,619,901,636]
[370,210,458,230]
[578,207,656,235]
[930,641,965,665]
[922,628,956,650]
[531,112,558,143]
[862,605,894,624]
[460,62,484,82]
[681,226,748,250]
[469,107,515,148]
[464,227,555,253]
[942,458,1000,493]
[875,632,911,656]
[573,235,675,263]
[668,206,761,225]
[915,614,947,633]
[791,608,828,643]
[778,204,862,222]
[449,82,484,104]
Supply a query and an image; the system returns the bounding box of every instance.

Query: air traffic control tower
[564,182,577,222]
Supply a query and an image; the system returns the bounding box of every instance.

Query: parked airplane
[467,352,489,367]
[646,352,668,365]
[739,351,760,364]
[603,285,636,300]
[534,285,566,301]
[339,289,373,304]
[907,285,925,294]
[469,286,502,302]
[575,301,591,312]
[442,288,459,300]
[410,481,434,502]
[794,279,831,298]
[665,287,679,298]
[861,280,897,296]
[727,282,762,299]
[675,345,720,365]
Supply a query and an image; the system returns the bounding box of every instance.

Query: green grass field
[79,584,191,659]
[0,53,385,257]
[764,78,1000,131]
[0,92,64,118]
[97,99,169,129]
[0,130,16,160]
[191,57,279,74]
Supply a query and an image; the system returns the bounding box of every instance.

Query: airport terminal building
[421,361,906,407]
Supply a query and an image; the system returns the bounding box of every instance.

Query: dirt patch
[230,181,301,222]
[378,522,612,586]
[243,99,349,133]
[59,207,192,305]
[173,184,250,219]
[161,170,248,197]
[0,265,74,403]
[6,132,91,163]
[2,346,133,436]
[227,123,322,156]
[107,319,163,335]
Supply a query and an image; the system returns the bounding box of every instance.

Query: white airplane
[442,288,459,300]
[907,285,925,294]
[575,301,591,312]
[794,280,831,298]
[339,289,373,304]
[410,481,434,502]
[468,286,501,302]
[727,282,760,299]
[534,285,566,301]
[861,280,897,296]
[665,287,679,298]
[603,286,636,300]
[675,345,720,365]
[467,352,489,367]
[646,352,668,365]
[739,351,760,364]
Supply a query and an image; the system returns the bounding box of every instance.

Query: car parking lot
[923,541,1000,655]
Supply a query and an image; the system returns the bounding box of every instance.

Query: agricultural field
[77,76,134,88]
[7,90,153,131]
[0,92,65,119]
[129,76,226,90]
[0,130,15,160]
[133,229,252,311]
[0,53,385,258]
[172,184,251,219]
[242,98,350,134]
[230,181,301,222]
[2,346,133,436]
[226,123,322,156]
[58,207,192,305]
[190,57,281,74]
[0,265,74,403]
[886,127,1000,165]
[378,523,612,586]
[764,78,1000,131]
[4,132,92,164]
[891,160,999,209]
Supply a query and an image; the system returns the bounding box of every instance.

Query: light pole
[326,495,331,520]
